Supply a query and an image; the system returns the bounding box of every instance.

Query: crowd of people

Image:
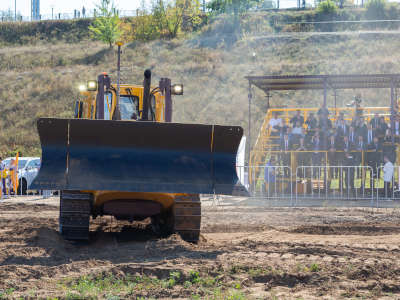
[265,105,397,197]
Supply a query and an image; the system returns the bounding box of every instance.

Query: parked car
[2,157,41,195]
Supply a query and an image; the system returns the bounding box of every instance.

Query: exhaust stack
[141,69,152,121]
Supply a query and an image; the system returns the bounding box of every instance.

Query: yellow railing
[249,106,392,184]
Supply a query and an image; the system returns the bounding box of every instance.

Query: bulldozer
[31,68,244,242]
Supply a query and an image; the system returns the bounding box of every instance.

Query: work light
[87,80,98,91]
[171,84,183,95]
[78,84,86,92]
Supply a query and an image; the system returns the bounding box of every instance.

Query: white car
[2,157,41,195]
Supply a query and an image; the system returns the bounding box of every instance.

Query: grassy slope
[1,15,400,157]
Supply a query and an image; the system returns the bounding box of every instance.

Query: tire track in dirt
[1,201,400,298]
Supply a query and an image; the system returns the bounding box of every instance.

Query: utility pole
[15,0,16,21]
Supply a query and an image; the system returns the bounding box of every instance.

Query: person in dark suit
[311,134,324,179]
[355,135,366,180]
[337,119,349,138]
[383,129,396,164]
[343,151,356,197]
[296,137,309,178]
[306,113,318,134]
[366,123,375,145]
[327,134,339,178]
[280,133,292,177]
[368,136,382,181]
[356,116,368,142]
[376,116,388,143]
[370,113,380,130]
[348,126,357,145]
[342,135,354,153]
[327,134,339,192]
[290,110,304,128]
[393,115,400,143]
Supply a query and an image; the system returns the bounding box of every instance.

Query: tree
[152,0,202,39]
[207,0,260,16]
[365,0,387,19]
[89,0,122,47]
[316,0,338,14]
[206,0,261,32]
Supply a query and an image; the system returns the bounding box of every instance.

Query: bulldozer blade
[31,118,245,195]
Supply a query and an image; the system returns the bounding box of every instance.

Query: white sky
[2,0,143,16]
[2,0,305,17]
[3,0,400,17]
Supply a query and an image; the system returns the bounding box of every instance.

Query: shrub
[317,0,338,15]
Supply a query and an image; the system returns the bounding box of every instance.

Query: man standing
[383,155,394,198]
[348,126,357,145]
[366,123,374,145]
[280,133,292,178]
[343,151,356,197]
[290,110,304,127]
[268,112,282,137]
[337,119,348,138]
[370,113,380,130]
[355,135,366,182]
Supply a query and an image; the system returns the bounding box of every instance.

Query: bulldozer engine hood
[30,118,246,195]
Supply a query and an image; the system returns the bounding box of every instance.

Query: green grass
[59,269,250,299]
[0,288,15,299]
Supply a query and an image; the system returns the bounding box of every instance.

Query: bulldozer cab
[75,83,163,122]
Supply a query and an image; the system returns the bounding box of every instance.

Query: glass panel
[120,95,139,120]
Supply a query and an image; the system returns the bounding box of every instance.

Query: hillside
[1,13,400,157]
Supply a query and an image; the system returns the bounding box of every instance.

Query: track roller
[59,190,92,240]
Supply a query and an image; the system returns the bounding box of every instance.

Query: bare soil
[1,196,400,299]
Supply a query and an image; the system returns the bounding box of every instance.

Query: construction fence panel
[376,165,400,207]
[245,165,294,206]
[216,165,400,208]
[294,165,375,207]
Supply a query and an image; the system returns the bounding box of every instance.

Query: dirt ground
[1,196,400,299]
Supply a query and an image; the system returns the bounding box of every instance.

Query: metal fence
[234,165,400,208]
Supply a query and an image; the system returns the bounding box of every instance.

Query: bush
[317,0,338,15]
[365,0,387,19]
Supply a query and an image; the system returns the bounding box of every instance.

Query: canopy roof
[246,74,400,92]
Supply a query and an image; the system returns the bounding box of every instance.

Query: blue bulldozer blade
[31,118,245,195]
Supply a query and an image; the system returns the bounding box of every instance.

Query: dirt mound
[289,223,400,235]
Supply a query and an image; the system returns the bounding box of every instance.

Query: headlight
[171,84,183,95]
[78,84,86,92]
[87,80,97,91]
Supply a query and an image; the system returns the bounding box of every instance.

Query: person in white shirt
[292,121,303,135]
[383,155,394,198]
[268,112,282,136]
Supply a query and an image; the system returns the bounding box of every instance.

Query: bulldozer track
[59,191,92,240]
[174,194,201,242]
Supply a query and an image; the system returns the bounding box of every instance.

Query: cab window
[120,95,139,120]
